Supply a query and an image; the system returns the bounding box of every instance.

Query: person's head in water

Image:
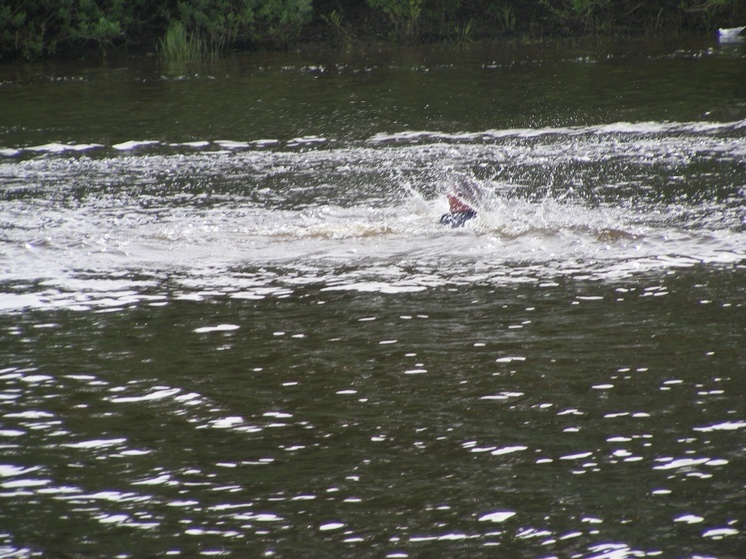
[447,190,474,213]
[441,175,480,227]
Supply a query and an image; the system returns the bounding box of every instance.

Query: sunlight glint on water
[0,39,744,558]
[1,120,744,308]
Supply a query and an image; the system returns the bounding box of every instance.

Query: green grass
[158,22,215,64]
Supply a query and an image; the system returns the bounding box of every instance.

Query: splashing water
[1,41,745,559]
[1,119,743,310]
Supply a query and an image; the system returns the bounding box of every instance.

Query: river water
[1,38,745,558]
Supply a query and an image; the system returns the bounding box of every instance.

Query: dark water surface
[1,38,745,558]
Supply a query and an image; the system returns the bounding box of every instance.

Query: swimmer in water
[440,177,481,228]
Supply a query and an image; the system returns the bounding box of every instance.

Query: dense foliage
[1,0,743,60]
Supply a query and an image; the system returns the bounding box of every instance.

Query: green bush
[254,0,313,47]
[538,0,612,31]
[174,0,312,50]
[490,2,517,33]
[367,0,425,42]
[175,0,255,50]
[1,0,744,60]
[0,0,149,59]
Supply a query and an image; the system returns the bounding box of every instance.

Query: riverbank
[1,0,744,62]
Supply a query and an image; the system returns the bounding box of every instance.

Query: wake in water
[1,120,744,309]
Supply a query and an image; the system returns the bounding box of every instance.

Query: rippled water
[1,39,745,558]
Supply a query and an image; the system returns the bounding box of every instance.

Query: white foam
[287,135,328,147]
[367,119,746,145]
[215,140,250,149]
[253,139,280,147]
[169,141,210,148]
[112,140,160,150]
[25,142,103,154]
[321,282,427,294]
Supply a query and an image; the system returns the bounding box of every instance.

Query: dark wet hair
[452,175,481,204]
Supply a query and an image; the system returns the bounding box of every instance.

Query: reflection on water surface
[0,39,744,558]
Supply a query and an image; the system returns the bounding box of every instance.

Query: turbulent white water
[1,119,744,311]
[1,42,745,559]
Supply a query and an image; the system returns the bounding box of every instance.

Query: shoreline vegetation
[1,0,744,62]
